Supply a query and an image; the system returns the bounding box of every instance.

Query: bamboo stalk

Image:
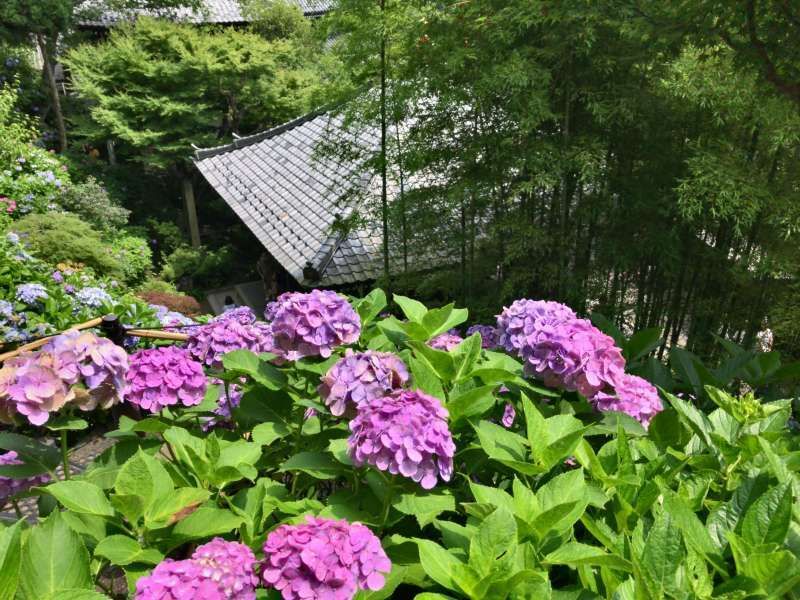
[126,329,189,342]
[0,317,104,362]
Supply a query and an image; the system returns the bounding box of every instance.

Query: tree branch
[745,0,800,106]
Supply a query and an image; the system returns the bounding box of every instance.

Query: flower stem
[60,430,70,480]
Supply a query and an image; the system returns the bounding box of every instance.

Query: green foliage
[59,177,130,233]
[110,234,152,286]
[10,213,124,278]
[241,0,311,41]
[65,17,322,170]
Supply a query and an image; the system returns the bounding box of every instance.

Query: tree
[66,17,322,246]
[241,0,311,41]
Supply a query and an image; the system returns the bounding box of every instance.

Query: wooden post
[182,176,201,248]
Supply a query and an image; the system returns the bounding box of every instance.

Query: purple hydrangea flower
[267,290,361,360]
[466,324,500,349]
[318,350,409,417]
[6,232,20,244]
[48,329,128,412]
[148,304,195,333]
[348,389,455,489]
[191,538,259,599]
[15,283,48,304]
[51,271,63,283]
[2,352,74,425]
[214,306,257,325]
[261,516,391,600]
[125,346,206,412]
[428,331,463,351]
[134,560,219,599]
[188,319,274,370]
[0,451,50,505]
[0,300,13,320]
[74,286,112,308]
[501,402,516,428]
[496,299,576,357]
[558,319,626,397]
[591,373,663,427]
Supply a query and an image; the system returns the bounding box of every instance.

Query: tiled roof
[77,0,333,27]
[194,112,386,287]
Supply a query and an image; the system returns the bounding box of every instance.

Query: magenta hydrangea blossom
[188,318,274,369]
[261,516,391,600]
[0,451,50,504]
[125,346,206,412]
[559,320,626,397]
[215,306,257,325]
[267,290,361,360]
[135,538,258,600]
[501,402,516,428]
[428,331,463,351]
[192,538,259,599]
[48,329,128,411]
[348,389,455,489]
[466,324,500,349]
[591,373,663,427]
[318,350,409,417]
[496,299,577,356]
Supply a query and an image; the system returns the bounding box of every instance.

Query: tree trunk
[379,0,391,293]
[182,176,201,248]
[37,34,67,153]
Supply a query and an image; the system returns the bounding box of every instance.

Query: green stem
[60,430,70,480]
[379,473,395,531]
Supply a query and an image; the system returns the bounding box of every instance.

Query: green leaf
[394,294,428,322]
[43,481,115,517]
[447,385,495,423]
[353,288,387,327]
[662,390,714,449]
[222,350,286,389]
[469,507,517,576]
[408,341,457,383]
[44,415,89,432]
[640,512,683,597]
[707,474,769,551]
[623,327,662,362]
[589,313,624,347]
[452,333,482,381]
[0,520,23,600]
[47,591,108,600]
[409,355,446,401]
[170,507,243,542]
[393,492,456,528]
[113,449,173,523]
[422,303,468,338]
[252,422,291,446]
[144,487,210,528]
[741,483,793,546]
[415,539,463,593]
[661,491,727,576]
[543,542,631,572]
[279,452,343,480]
[19,512,93,599]
[94,535,163,566]
[0,432,60,474]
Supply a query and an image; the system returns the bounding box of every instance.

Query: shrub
[59,176,130,232]
[137,277,178,294]
[110,233,152,286]
[160,244,237,291]
[8,212,123,278]
[137,290,202,316]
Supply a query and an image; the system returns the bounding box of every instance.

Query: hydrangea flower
[47,329,128,412]
[0,300,13,320]
[428,331,463,351]
[74,286,112,308]
[15,283,48,304]
[262,516,391,600]
[149,304,195,332]
[318,350,409,417]
[0,451,50,505]
[501,402,516,428]
[192,538,259,599]
[267,290,361,360]
[348,389,455,489]
[496,299,576,357]
[466,324,500,349]
[125,347,206,412]
[215,306,257,325]
[188,318,274,369]
[6,232,19,244]
[591,374,663,427]
[136,538,258,600]
[558,319,625,397]
[51,271,63,283]
[3,352,74,425]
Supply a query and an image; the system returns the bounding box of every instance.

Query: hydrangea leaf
[94,535,163,566]
[43,480,115,517]
[0,519,23,600]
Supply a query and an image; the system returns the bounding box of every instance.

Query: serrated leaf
[393,492,455,527]
[94,535,163,566]
[43,480,114,517]
[741,483,793,547]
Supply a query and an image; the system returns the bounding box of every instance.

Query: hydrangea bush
[0,289,798,600]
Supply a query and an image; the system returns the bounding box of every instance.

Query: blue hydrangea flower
[16,283,48,304]
[0,300,13,320]
[75,287,112,308]
[6,232,20,244]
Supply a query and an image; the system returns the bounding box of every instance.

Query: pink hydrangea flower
[135,538,258,600]
[267,290,361,360]
[348,389,455,489]
[428,330,463,351]
[318,350,409,417]
[261,516,391,600]
[0,451,50,504]
[188,318,274,369]
[125,346,206,412]
[591,373,663,427]
[3,352,74,426]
